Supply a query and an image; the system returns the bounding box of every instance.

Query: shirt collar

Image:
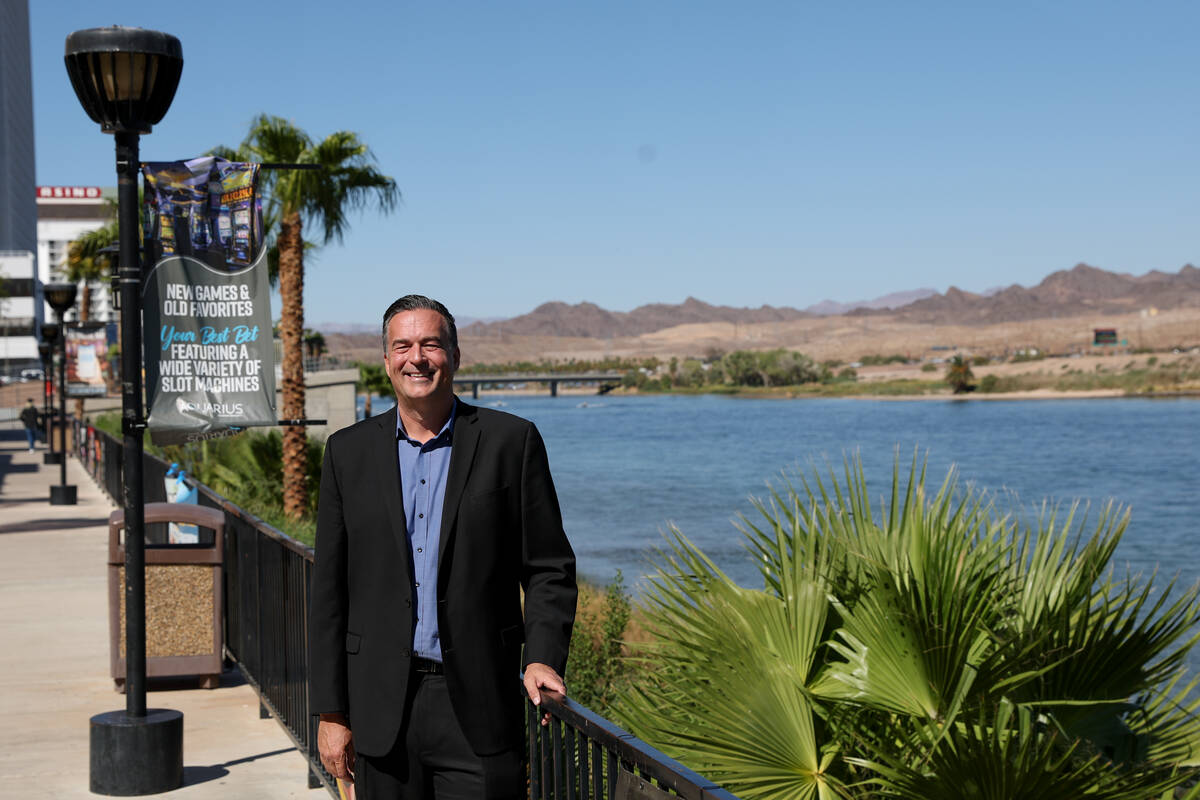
[396,397,458,445]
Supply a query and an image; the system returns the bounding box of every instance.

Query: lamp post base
[43,452,62,465]
[50,485,77,505]
[89,709,183,795]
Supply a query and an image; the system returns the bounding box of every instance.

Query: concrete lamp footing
[50,484,77,505]
[89,709,184,795]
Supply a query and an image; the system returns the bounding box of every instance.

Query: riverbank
[594,349,1200,401]
[608,384,1197,402]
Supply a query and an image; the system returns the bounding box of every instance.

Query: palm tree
[617,457,1200,800]
[303,329,327,362]
[65,200,119,417]
[64,200,118,316]
[215,116,398,519]
[355,361,393,419]
[945,353,975,393]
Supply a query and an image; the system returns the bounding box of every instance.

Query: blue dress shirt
[396,401,456,662]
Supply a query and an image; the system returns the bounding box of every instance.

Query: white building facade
[0,187,115,374]
[36,185,117,323]
[0,251,38,364]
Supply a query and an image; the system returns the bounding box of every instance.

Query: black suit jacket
[308,400,577,757]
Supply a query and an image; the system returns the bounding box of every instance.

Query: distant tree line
[458,356,659,375]
[452,349,868,390]
[625,348,859,391]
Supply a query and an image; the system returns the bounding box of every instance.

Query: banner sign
[65,322,112,397]
[141,157,275,445]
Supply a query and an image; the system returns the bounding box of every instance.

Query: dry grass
[575,577,652,648]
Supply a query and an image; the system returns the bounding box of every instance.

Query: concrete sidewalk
[0,424,320,798]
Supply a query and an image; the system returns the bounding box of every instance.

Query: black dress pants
[356,673,523,800]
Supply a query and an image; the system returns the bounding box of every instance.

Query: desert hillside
[326,264,1200,367]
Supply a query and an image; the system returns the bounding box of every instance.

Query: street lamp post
[38,325,60,466]
[37,339,53,451]
[43,283,78,505]
[64,26,185,796]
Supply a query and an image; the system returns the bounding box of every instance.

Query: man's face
[383,309,460,408]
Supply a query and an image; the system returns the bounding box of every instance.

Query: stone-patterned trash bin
[108,502,225,691]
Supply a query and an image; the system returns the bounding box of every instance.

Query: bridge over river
[453,372,623,398]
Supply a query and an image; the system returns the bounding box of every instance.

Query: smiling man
[309,295,577,799]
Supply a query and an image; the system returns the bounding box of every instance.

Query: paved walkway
[0,421,322,798]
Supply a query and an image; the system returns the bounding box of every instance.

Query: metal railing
[528,692,739,800]
[72,418,739,799]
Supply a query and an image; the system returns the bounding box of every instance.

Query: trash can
[108,503,225,691]
[49,414,73,453]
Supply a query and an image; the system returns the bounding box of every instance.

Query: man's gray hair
[381,295,458,352]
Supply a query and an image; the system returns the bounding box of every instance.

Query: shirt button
[418,513,424,518]
[417,547,423,553]
[420,479,425,484]
[415,581,421,588]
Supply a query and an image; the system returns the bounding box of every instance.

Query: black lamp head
[64,26,183,134]
[40,323,61,345]
[43,282,78,316]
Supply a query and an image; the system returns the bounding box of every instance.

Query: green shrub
[567,572,633,713]
[91,413,321,546]
[858,354,908,366]
[944,354,975,393]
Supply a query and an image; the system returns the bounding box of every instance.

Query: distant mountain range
[461,297,815,339]
[458,291,945,340]
[320,264,1199,344]
[882,263,1200,324]
[803,288,939,316]
[456,264,1199,339]
[314,315,503,334]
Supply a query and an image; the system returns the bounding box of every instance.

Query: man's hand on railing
[523,662,566,727]
[318,713,356,782]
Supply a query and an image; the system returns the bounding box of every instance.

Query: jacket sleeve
[309,435,349,716]
[519,422,577,675]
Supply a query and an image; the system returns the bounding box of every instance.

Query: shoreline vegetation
[91,412,322,546]
[613,460,1200,799]
[450,347,1200,401]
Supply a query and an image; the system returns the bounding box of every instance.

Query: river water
[362,394,1199,598]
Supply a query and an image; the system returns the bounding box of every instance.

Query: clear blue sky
[29,1,1200,325]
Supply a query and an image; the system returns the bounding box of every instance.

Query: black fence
[528,693,739,800]
[73,419,739,800]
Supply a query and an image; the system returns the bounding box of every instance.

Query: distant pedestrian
[19,399,39,452]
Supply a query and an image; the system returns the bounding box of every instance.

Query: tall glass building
[0,0,36,253]
[0,0,40,372]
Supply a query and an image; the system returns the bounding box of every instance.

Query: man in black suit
[309,295,577,799]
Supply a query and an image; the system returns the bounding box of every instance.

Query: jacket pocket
[467,484,511,506]
[346,632,361,654]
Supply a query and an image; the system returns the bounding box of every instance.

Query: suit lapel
[439,400,479,572]
[373,407,409,556]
